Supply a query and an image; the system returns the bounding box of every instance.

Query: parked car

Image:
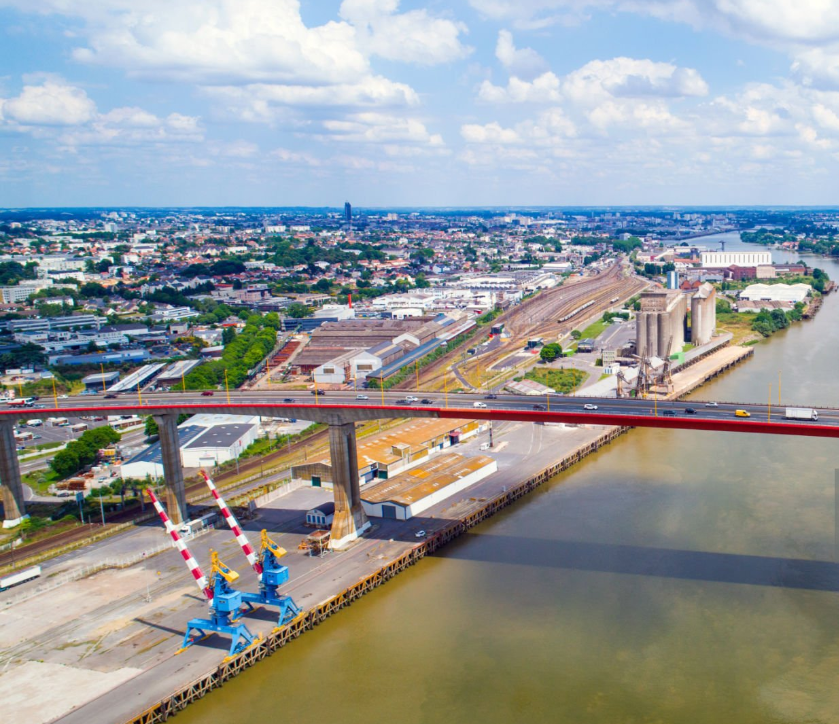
[356,394,369,400]
[583,404,598,410]
[201,391,214,396]
[415,530,427,539]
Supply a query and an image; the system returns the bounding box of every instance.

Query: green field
[525,368,588,394]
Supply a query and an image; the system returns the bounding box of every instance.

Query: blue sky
[3,0,839,207]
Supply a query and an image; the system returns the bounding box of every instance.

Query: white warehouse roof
[739,283,810,303]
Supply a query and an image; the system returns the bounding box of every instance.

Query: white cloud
[495,30,548,80]
[478,72,563,103]
[0,80,96,126]
[462,106,576,145]
[563,58,709,102]
[340,0,471,65]
[205,77,419,123]
[319,112,444,146]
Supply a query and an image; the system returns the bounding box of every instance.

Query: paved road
[7,388,835,432]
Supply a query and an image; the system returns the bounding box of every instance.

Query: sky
[4,1,839,207]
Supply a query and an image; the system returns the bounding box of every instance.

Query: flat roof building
[360,453,497,520]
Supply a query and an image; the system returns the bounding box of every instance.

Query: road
[3,388,837,436]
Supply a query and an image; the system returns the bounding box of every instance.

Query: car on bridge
[311,389,325,396]
[473,401,487,409]
[533,404,547,411]
[421,398,433,404]
[705,402,719,407]
[356,394,369,400]
[201,391,214,396]
[484,394,498,400]
[663,410,676,416]
[283,398,295,403]
[735,409,751,418]
[583,404,598,410]
[684,408,697,414]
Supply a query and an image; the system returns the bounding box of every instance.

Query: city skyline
[4,1,839,207]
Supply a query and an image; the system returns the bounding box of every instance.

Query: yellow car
[735,409,751,418]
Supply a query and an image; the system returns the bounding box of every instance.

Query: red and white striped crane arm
[146,488,213,600]
[199,469,263,576]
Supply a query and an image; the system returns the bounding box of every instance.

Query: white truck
[0,565,42,591]
[785,407,819,421]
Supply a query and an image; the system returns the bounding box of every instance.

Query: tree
[286,303,311,318]
[716,298,732,314]
[222,327,237,345]
[570,330,582,340]
[540,343,562,362]
[415,273,430,288]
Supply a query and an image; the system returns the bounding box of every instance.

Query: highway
[4,388,839,438]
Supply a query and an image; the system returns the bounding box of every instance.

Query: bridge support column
[0,420,28,528]
[328,421,370,549]
[153,414,187,526]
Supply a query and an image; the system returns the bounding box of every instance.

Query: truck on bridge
[785,407,819,421]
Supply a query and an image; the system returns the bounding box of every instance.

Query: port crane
[199,470,301,628]
[146,488,259,658]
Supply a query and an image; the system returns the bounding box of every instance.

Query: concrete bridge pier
[327,421,370,549]
[0,419,28,528]
[153,414,187,525]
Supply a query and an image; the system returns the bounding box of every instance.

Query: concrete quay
[0,346,754,724]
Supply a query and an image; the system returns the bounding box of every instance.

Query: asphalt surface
[6,388,836,430]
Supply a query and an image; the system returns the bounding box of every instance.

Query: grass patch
[525,367,588,394]
[22,468,60,494]
[578,319,610,340]
[715,311,760,344]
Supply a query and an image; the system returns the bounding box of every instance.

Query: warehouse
[360,454,497,520]
[120,413,260,479]
[739,283,810,304]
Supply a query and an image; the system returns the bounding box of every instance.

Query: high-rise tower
[344,201,352,234]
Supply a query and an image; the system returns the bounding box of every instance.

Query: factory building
[739,283,810,304]
[700,251,771,268]
[635,289,686,359]
[690,282,716,346]
[291,418,485,487]
[120,414,260,479]
[81,371,120,392]
[360,454,498,520]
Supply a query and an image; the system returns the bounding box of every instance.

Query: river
[178,232,839,724]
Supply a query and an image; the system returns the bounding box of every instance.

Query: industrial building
[154,359,204,388]
[360,453,498,520]
[120,414,260,479]
[690,283,716,346]
[635,289,686,359]
[291,418,485,487]
[700,251,772,268]
[739,283,810,304]
[81,371,120,392]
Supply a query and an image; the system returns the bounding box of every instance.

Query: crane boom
[200,469,263,576]
[146,488,213,600]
